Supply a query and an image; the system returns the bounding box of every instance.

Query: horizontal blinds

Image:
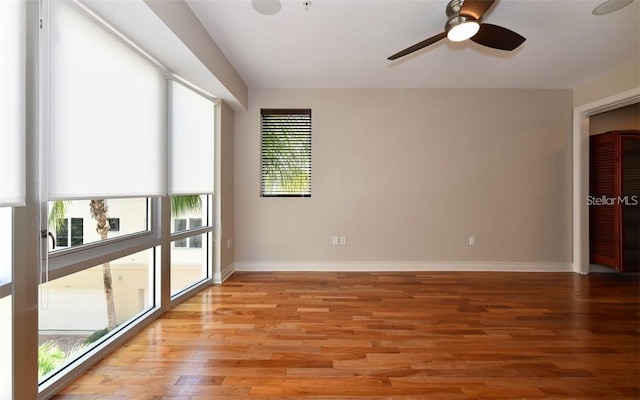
[169,81,215,195]
[0,0,26,207]
[261,109,311,197]
[48,0,165,200]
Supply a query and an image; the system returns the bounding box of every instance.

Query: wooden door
[589,133,620,269]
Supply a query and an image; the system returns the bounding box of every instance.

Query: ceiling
[184,0,639,90]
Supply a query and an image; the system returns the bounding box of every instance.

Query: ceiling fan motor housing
[445,0,480,33]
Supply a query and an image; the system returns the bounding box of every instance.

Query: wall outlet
[332,236,339,246]
[468,236,475,246]
[227,238,234,248]
[340,236,347,246]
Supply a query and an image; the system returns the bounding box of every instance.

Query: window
[39,0,164,390]
[54,218,83,248]
[38,249,154,382]
[0,208,12,398]
[0,208,12,286]
[48,199,148,253]
[170,195,211,296]
[107,218,120,232]
[261,109,312,197]
[173,218,203,248]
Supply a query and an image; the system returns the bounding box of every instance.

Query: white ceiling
[185,0,639,89]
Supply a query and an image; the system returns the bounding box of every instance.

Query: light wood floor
[53,271,639,399]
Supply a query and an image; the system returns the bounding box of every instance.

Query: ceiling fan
[388,0,526,61]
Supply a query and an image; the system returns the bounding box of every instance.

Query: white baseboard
[214,262,235,283]
[234,261,573,273]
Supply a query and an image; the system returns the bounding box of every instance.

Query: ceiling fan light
[447,20,480,42]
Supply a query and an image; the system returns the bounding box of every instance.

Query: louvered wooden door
[589,131,640,272]
[620,136,640,271]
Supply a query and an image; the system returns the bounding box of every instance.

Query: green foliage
[171,195,202,217]
[38,340,90,378]
[38,341,65,378]
[83,327,109,344]
[47,200,70,231]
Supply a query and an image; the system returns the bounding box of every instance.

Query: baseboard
[214,262,235,283]
[234,261,574,273]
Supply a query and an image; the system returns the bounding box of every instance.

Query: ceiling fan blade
[388,32,447,60]
[459,0,496,20]
[470,23,525,51]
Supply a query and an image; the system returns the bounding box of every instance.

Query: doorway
[572,88,640,274]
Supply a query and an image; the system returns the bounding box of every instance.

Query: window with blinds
[261,109,312,197]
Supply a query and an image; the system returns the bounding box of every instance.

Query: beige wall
[234,89,573,266]
[220,101,235,271]
[590,103,640,135]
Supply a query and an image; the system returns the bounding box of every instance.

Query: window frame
[260,108,312,198]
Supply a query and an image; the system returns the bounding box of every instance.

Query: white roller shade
[48,1,165,200]
[169,81,215,195]
[0,0,26,207]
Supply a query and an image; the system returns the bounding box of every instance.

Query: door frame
[572,88,640,274]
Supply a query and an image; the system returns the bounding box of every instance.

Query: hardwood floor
[53,271,640,399]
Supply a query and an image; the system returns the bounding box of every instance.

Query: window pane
[174,219,187,233]
[38,248,154,382]
[0,295,11,398]
[171,233,207,296]
[0,208,12,284]
[55,219,69,248]
[170,195,208,233]
[70,218,83,246]
[261,109,312,197]
[48,198,148,252]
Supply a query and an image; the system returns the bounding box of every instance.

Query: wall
[234,88,573,270]
[590,103,640,135]
[219,101,235,278]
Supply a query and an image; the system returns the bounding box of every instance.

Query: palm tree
[89,199,117,331]
[48,196,202,332]
[261,114,311,195]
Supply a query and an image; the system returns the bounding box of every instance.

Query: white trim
[234,261,573,273]
[572,88,640,275]
[214,262,235,283]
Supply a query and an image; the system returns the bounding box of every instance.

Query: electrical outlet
[468,236,475,246]
[332,236,339,246]
[227,238,234,248]
[340,236,347,246]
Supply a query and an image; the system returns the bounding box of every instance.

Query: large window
[0,208,12,398]
[38,249,155,382]
[168,81,215,297]
[170,195,211,296]
[261,109,312,197]
[6,0,218,397]
[48,198,149,253]
[0,294,12,398]
[39,0,166,391]
[1,0,25,396]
